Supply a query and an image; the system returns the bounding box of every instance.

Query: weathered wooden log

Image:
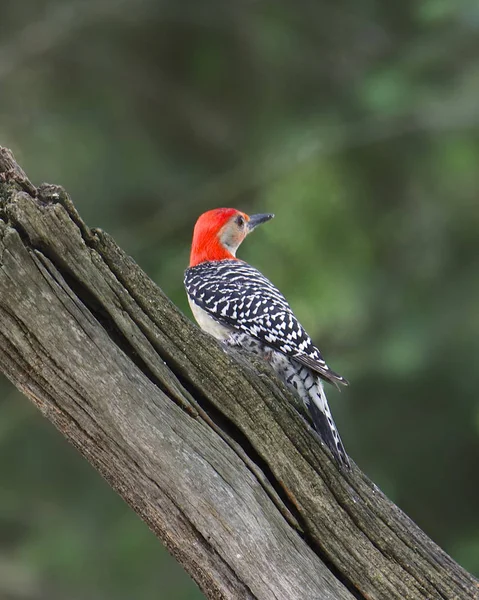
[0,147,477,600]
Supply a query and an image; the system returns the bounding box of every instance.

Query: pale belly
[188,297,232,341]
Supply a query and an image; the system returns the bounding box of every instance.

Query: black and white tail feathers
[302,375,349,468]
[223,332,350,468]
[282,360,350,468]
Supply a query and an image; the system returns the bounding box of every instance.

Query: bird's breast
[187,296,232,341]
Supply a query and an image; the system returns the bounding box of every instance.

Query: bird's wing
[185,260,348,387]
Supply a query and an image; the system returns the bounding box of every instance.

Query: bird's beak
[247,213,274,231]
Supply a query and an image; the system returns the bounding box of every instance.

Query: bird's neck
[189,236,238,267]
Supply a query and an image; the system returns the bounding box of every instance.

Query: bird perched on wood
[184,208,350,467]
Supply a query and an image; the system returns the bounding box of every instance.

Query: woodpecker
[184,208,350,467]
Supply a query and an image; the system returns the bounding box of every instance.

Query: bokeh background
[1,0,479,598]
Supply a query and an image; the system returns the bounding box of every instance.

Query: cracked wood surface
[0,147,477,600]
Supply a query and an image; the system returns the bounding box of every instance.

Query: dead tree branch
[0,147,477,600]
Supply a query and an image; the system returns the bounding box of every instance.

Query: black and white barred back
[184,259,350,467]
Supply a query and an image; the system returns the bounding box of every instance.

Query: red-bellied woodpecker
[184,208,350,467]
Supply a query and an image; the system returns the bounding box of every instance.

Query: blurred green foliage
[1,0,478,597]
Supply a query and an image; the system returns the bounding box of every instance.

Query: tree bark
[0,147,477,600]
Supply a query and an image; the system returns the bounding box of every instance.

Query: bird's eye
[235,215,245,227]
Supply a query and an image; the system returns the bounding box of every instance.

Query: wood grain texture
[0,147,477,600]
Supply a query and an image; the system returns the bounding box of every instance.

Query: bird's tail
[291,365,350,468]
[241,340,350,468]
[308,380,350,468]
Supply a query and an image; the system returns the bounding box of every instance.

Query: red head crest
[189,208,274,267]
